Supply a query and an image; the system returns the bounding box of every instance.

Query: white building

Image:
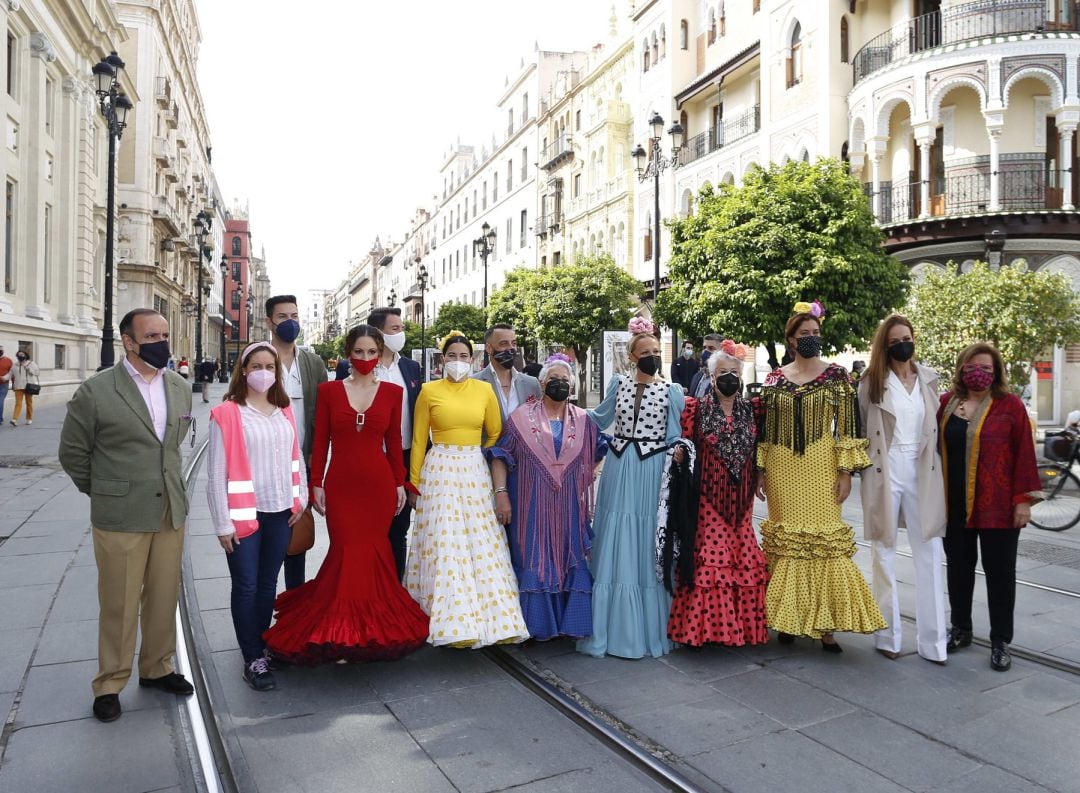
[301,288,333,344]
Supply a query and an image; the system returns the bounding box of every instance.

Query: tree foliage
[431,302,488,347]
[489,254,642,399]
[655,158,909,368]
[487,268,535,347]
[905,261,1080,389]
[403,319,434,356]
[312,337,343,363]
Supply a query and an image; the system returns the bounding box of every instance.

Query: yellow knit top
[410,378,502,484]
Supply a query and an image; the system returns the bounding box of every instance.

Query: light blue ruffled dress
[577,374,684,658]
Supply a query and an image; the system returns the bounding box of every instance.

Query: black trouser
[388,448,412,581]
[943,526,1020,644]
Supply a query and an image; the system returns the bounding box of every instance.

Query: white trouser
[871,448,948,661]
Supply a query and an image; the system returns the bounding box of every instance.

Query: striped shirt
[207,404,308,536]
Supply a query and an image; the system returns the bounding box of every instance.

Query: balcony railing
[678,105,761,167]
[853,0,1069,84]
[540,135,573,170]
[999,168,1066,210]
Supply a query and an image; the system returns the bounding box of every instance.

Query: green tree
[656,158,909,369]
[905,261,1080,390]
[508,254,642,399]
[488,268,537,351]
[403,319,434,357]
[431,302,488,348]
[312,337,343,363]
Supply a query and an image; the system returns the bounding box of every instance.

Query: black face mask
[715,373,741,397]
[544,380,571,402]
[887,340,915,362]
[795,336,822,359]
[636,355,661,376]
[135,340,171,370]
[493,349,517,369]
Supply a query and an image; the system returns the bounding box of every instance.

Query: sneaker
[25,420,31,425]
[242,656,276,691]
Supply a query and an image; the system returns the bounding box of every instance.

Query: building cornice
[675,42,760,108]
[632,0,660,22]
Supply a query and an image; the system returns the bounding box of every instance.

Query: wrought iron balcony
[678,105,761,167]
[853,0,1072,84]
[540,135,573,171]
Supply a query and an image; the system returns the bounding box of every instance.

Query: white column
[1060,124,1076,210]
[917,137,932,218]
[871,154,883,220]
[988,127,1002,211]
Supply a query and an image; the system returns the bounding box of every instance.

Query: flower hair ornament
[545,352,573,366]
[438,329,469,350]
[792,300,825,322]
[719,339,750,360]
[628,316,657,335]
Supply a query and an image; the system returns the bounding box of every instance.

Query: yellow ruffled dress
[757,364,886,638]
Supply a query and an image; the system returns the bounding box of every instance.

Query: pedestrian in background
[59,309,194,723]
[688,334,723,398]
[938,342,1040,671]
[406,331,529,648]
[578,317,685,659]
[671,339,699,394]
[368,306,422,580]
[757,301,885,652]
[10,349,40,426]
[208,342,306,691]
[668,340,769,648]
[859,315,947,664]
[473,323,541,425]
[178,357,190,379]
[197,358,216,403]
[522,353,543,379]
[266,325,429,663]
[0,345,12,425]
[490,353,605,641]
[265,295,327,590]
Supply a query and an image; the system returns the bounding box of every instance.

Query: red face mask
[351,357,378,375]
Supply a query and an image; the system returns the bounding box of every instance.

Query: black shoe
[990,641,1012,671]
[138,672,194,695]
[821,637,843,654]
[946,627,973,653]
[243,657,276,691]
[93,694,122,722]
[777,632,796,644]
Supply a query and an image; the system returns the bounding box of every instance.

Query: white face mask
[444,360,471,382]
[383,331,406,353]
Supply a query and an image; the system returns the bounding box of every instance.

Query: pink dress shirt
[122,357,167,442]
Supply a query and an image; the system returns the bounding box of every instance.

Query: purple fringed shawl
[504,400,600,586]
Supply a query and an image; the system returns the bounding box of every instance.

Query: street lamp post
[632,112,684,303]
[233,285,243,364]
[92,52,134,370]
[192,211,213,364]
[219,256,229,377]
[388,289,397,308]
[418,263,429,380]
[473,221,497,309]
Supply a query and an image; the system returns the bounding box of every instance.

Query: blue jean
[225,510,292,662]
[0,381,7,421]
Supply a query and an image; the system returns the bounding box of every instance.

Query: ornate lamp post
[632,112,684,302]
[92,52,134,369]
[473,221,497,309]
[232,285,243,364]
[192,211,213,364]
[418,263,430,380]
[219,255,229,377]
[388,288,397,308]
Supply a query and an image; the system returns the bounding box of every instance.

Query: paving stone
[210,648,380,725]
[234,702,456,793]
[14,659,160,727]
[200,607,237,653]
[47,565,101,623]
[708,667,857,730]
[192,575,232,611]
[186,532,226,558]
[33,618,99,666]
[362,645,499,702]
[985,670,1080,716]
[70,540,96,566]
[0,583,54,629]
[0,552,71,588]
[657,644,762,682]
[0,532,83,556]
[929,763,1056,793]
[11,518,89,537]
[574,662,718,718]
[184,517,219,536]
[0,627,37,693]
[388,677,620,793]
[525,644,653,686]
[0,708,181,793]
[802,710,981,793]
[490,761,667,792]
[189,549,229,580]
[628,690,783,757]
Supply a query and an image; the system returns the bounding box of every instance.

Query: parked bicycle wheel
[1030,463,1080,531]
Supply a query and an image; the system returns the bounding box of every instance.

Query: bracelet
[493,487,508,494]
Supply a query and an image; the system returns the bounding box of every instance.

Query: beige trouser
[91,499,185,697]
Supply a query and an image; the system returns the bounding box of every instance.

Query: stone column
[913,124,936,219]
[1060,123,1076,210]
[22,31,55,320]
[988,126,1002,211]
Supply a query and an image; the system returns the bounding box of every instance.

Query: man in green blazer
[265,294,328,588]
[59,309,194,723]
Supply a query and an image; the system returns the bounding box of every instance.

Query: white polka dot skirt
[405,444,530,649]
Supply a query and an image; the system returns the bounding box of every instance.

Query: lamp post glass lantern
[473,221,497,308]
[220,256,229,379]
[418,263,429,380]
[93,52,133,370]
[633,113,684,302]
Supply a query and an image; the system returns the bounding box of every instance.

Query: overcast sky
[195,1,618,302]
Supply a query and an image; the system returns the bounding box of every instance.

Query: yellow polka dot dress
[757,365,886,639]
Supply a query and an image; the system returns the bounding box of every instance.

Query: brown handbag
[286,507,315,556]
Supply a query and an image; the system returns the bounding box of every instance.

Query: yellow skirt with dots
[759,437,886,639]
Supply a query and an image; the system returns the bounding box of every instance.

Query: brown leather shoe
[93,694,121,722]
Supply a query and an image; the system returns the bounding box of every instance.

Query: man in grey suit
[59,309,194,723]
[472,323,541,424]
[265,295,328,589]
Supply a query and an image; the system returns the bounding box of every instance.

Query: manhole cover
[1017,538,1080,570]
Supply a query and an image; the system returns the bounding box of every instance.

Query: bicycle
[1031,428,1080,531]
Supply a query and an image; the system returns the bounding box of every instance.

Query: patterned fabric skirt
[405,444,530,648]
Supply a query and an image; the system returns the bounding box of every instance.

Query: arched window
[680,19,689,50]
[643,39,650,72]
[680,110,688,141]
[787,21,803,88]
[231,236,241,256]
[651,32,658,64]
[719,2,726,37]
[660,25,666,58]
[840,141,849,162]
[840,16,849,63]
[708,9,717,44]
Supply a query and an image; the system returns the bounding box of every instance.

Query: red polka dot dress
[668,395,769,647]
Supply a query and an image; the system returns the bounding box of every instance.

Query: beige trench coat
[858,363,946,545]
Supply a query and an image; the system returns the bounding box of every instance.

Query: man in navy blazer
[368,307,422,579]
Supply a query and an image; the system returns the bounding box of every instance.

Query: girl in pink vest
[208,341,306,692]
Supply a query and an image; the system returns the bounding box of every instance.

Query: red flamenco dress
[667,395,769,647]
[263,380,429,663]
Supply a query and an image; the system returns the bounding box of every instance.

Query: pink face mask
[246,369,276,393]
[960,367,994,392]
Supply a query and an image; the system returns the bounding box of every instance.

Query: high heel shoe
[820,636,843,654]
